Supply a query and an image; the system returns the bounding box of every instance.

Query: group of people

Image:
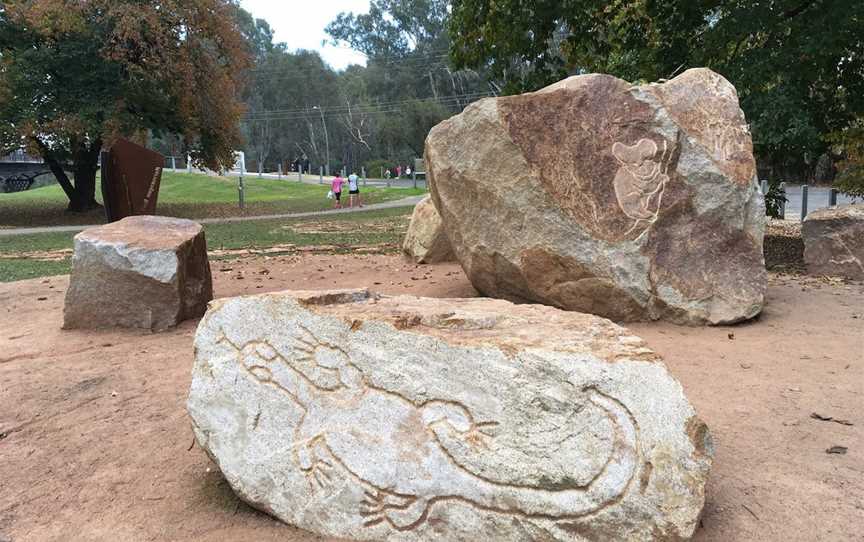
[330,172,363,209]
[383,165,412,180]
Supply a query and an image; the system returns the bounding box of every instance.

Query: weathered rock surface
[402,195,455,264]
[63,215,212,331]
[188,289,713,541]
[802,204,864,280]
[426,68,767,325]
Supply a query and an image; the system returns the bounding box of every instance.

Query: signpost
[100,138,164,222]
[235,151,246,209]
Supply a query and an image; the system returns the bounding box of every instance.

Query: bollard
[362,167,366,187]
[299,165,303,183]
[238,174,245,209]
[760,179,768,195]
[171,156,177,171]
[800,184,808,220]
[187,154,192,174]
[278,163,282,180]
[829,188,838,207]
[319,166,323,184]
[412,170,417,190]
[779,182,786,218]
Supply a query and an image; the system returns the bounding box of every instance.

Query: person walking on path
[331,173,345,209]
[348,171,363,208]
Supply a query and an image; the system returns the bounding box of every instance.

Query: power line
[240,92,494,123]
[243,91,492,119]
[247,48,452,73]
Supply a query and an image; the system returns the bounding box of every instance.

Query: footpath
[0,195,424,237]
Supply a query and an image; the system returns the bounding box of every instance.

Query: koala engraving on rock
[611,138,671,236]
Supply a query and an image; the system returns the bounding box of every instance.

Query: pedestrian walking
[331,173,344,209]
[348,171,363,208]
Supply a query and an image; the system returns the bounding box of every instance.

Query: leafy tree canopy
[0,0,250,210]
[450,0,864,181]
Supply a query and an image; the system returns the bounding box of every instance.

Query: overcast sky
[240,0,371,70]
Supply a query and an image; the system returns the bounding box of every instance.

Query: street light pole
[314,105,330,176]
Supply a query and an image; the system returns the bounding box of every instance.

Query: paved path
[0,196,424,237]
[780,185,858,220]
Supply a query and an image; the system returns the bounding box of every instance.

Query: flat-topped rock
[188,289,713,541]
[63,215,212,331]
[402,195,455,264]
[426,68,767,325]
[802,204,864,280]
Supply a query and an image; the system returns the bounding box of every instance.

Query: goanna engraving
[611,138,671,236]
[217,325,641,531]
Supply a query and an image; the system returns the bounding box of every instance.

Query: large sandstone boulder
[803,204,864,280]
[63,215,212,331]
[402,195,455,263]
[188,289,713,541]
[426,68,766,325]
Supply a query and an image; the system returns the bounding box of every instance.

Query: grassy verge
[0,206,413,283]
[0,171,424,228]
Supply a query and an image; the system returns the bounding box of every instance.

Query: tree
[323,0,490,171]
[0,1,249,211]
[450,0,864,182]
[830,122,864,199]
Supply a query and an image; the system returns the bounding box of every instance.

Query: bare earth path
[1,255,862,541]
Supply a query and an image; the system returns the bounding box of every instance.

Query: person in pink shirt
[331,174,345,209]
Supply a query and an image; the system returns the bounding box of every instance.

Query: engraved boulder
[802,204,864,280]
[425,68,767,324]
[188,289,713,541]
[402,194,455,264]
[63,215,213,331]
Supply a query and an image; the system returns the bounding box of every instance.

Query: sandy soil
[1,254,861,542]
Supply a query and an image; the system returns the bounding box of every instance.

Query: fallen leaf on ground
[811,413,854,426]
[826,446,848,455]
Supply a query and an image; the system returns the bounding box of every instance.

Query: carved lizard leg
[359,489,429,531]
[293,435,334,492]
[421,401,498,450]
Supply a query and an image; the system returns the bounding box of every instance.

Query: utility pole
[314,105,330,176]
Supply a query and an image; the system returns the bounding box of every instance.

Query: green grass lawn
[0,206,413,282]
[0,171,424,228]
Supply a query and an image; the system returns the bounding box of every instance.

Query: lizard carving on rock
[217,324,641,532]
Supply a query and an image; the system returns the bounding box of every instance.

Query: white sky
[241,0,371,70]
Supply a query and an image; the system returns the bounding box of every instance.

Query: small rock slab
[402,195,455,264]
[188,289,713,541]
[802,204,864,280]
[63,215,213,331]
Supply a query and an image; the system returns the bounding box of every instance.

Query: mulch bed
[764,219,804,272]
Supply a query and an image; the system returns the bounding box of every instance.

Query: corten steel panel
[101,139,164,222]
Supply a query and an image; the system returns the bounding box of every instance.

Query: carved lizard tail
[472,388,640,518]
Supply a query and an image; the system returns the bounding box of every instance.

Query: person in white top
[347,171,363,208]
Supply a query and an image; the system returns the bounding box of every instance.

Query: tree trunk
[69,139,102,212]
[35,137,102,212]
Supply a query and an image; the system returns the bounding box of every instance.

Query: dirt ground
[1,254,862,542]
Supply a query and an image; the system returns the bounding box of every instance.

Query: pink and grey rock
[402,195,455,264]
[63,215,213,331]
[425,68,767,325]
[802,204,864,280]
